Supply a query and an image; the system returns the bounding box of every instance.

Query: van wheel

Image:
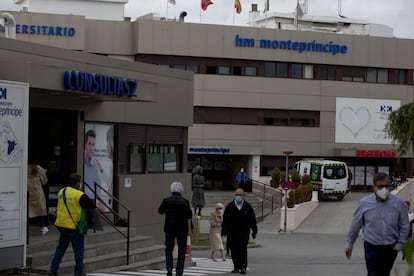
[337,195,344,200]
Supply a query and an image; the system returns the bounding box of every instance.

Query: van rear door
[321,165,348,192]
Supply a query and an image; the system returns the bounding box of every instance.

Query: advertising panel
[0,81,29,269]
[84,123,114,212]
[335,97,401,144]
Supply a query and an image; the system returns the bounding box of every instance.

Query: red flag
[201,0,213,11]
[234,0,242,14]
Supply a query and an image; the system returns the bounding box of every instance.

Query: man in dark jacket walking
[222,188,257,274]
[159,181,193,276]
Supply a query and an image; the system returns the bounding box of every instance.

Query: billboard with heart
[335,97,401,144]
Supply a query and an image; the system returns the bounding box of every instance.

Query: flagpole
[166,0,169,19]
[200,2,202,23]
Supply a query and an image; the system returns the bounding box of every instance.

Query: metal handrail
[83,181,132,265]
[249,178,283,222]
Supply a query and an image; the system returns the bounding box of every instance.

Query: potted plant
[295,185,303,204]
[287,189,295,208]
[270,166,281,188]
[291,168,301,189]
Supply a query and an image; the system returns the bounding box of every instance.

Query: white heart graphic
[339,107,371,138]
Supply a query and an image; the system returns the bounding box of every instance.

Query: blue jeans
[165,232,187,275]
[50,228,85,276]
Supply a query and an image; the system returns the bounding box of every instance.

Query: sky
[1,0,413,39]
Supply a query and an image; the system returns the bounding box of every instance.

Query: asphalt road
[193,192,411,276]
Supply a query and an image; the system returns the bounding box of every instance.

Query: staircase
[27,224,165,275]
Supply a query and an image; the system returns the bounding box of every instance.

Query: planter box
[280,191,319,232]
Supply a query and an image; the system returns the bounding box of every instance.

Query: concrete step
[35,244,165,275]
[27,226,136,255]
[28,235,154,267]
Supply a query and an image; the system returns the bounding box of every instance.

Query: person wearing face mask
[209,202,226,262]
[236,167,249,192]
[345,172,410,276]
[222,188,257,274]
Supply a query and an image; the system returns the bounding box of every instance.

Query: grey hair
[170,181,184,194]
[374,172,389,185]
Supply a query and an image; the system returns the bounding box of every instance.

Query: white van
[293,160,349,200]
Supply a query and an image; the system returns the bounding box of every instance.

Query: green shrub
[271,166,281,182]
[291,168,301,185]
[301,174,311,184]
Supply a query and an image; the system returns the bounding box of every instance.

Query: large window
[265,62,288,77]
[194,107,320,127]
[320,68,336,80]
[129,145,145,173]
[148,144,180,173]
[367,68,388,84]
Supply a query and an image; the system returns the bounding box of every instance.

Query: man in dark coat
[158,181,193,276]
[222,188,257,274]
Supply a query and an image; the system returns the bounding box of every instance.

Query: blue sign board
[64,70,137,98]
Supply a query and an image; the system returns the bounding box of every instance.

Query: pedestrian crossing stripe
[87,258,234,276]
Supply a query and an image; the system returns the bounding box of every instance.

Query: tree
[385,102,414,274]
[385,103,414,157]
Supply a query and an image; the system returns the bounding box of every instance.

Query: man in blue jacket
[236,167,248,192]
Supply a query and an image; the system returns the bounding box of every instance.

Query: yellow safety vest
[55,187,84,229]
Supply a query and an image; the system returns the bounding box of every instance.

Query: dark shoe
[240,268,247,274]
[47,271,58,276]
[166,271,172,276]
[231,268,240,273]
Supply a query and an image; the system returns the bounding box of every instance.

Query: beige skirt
[210,232,224,250]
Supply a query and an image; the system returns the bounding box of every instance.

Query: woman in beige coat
[28,164,49,235]
[209,202,226,261]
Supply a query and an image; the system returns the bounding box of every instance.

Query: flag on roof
[264,0,269,12]
[235,0,242,14]
[201,0,213,11]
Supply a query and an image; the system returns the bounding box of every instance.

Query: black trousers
[364,241,398,276]
[228,233,249,270]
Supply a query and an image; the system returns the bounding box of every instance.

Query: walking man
[48,173,95,276]
[345,172,410,276]
[158,181,193,276]
[222,188,257,274]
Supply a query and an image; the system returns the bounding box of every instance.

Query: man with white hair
[159,181,193,276]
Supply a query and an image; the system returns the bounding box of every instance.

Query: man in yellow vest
[48,173,95,276]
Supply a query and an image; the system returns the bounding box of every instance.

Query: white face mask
[376,187,390,200]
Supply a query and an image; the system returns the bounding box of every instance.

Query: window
[218,66,230,75]
[377,69,388,83]
[320,69,336,80]
[304,65,314,79]
[129,145,145,173]
[264,62,276,77]
[392,69,406,84]
[206,65,217,74]
[290,64,303,78]
[245,66,257,76]
[173,64,186,70]
[186,65,199,73]
[147,144,180,173]
[264,118,288,126]
[232,66,257,76]
[276,63,288,77]
[290,118,315,127]
[342,76,353,81]
[323,166,347,179]
[367,68,377,82]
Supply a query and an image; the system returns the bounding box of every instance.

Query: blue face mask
[235,195,243,203]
